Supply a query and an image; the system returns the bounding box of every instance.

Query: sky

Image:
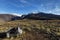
[0,0,60,15]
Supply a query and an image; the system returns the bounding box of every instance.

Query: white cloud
[19,0,32,6]
[11,3,24,7]
[19,0,28,3]
[11,13,22,17]
[45,6,60,15]
[54,6,60,12]
[0,11,22,16]
[7,0,26,8]
[38,4,60,15]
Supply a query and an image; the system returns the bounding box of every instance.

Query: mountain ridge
[0,12,60,22]
[22,12,60,20]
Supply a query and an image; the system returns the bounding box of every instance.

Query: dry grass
[0,19,60,40]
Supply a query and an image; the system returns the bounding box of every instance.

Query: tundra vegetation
[0,19,60,40]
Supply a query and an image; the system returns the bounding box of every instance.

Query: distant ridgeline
[0,12,60,22]
[22,12,60,20]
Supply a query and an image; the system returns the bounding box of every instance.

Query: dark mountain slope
[23,12,60,20]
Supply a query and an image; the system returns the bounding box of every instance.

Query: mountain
[0,12,60,22]
[0,14,22,22]
[22,12,60,20]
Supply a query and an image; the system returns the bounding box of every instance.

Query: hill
[0,14,22,22]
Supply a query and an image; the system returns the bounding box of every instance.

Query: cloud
[37,3,60,15]
[7,0,25,8]
[19,0,32,6]
[10,3,25,8]
[1,12,22,16]
[19,0,28,3]
[45,5,60,15]
[54,6,60,12]
[0,12,22,17]
[8,0,32,8]
[11,13,22,17]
